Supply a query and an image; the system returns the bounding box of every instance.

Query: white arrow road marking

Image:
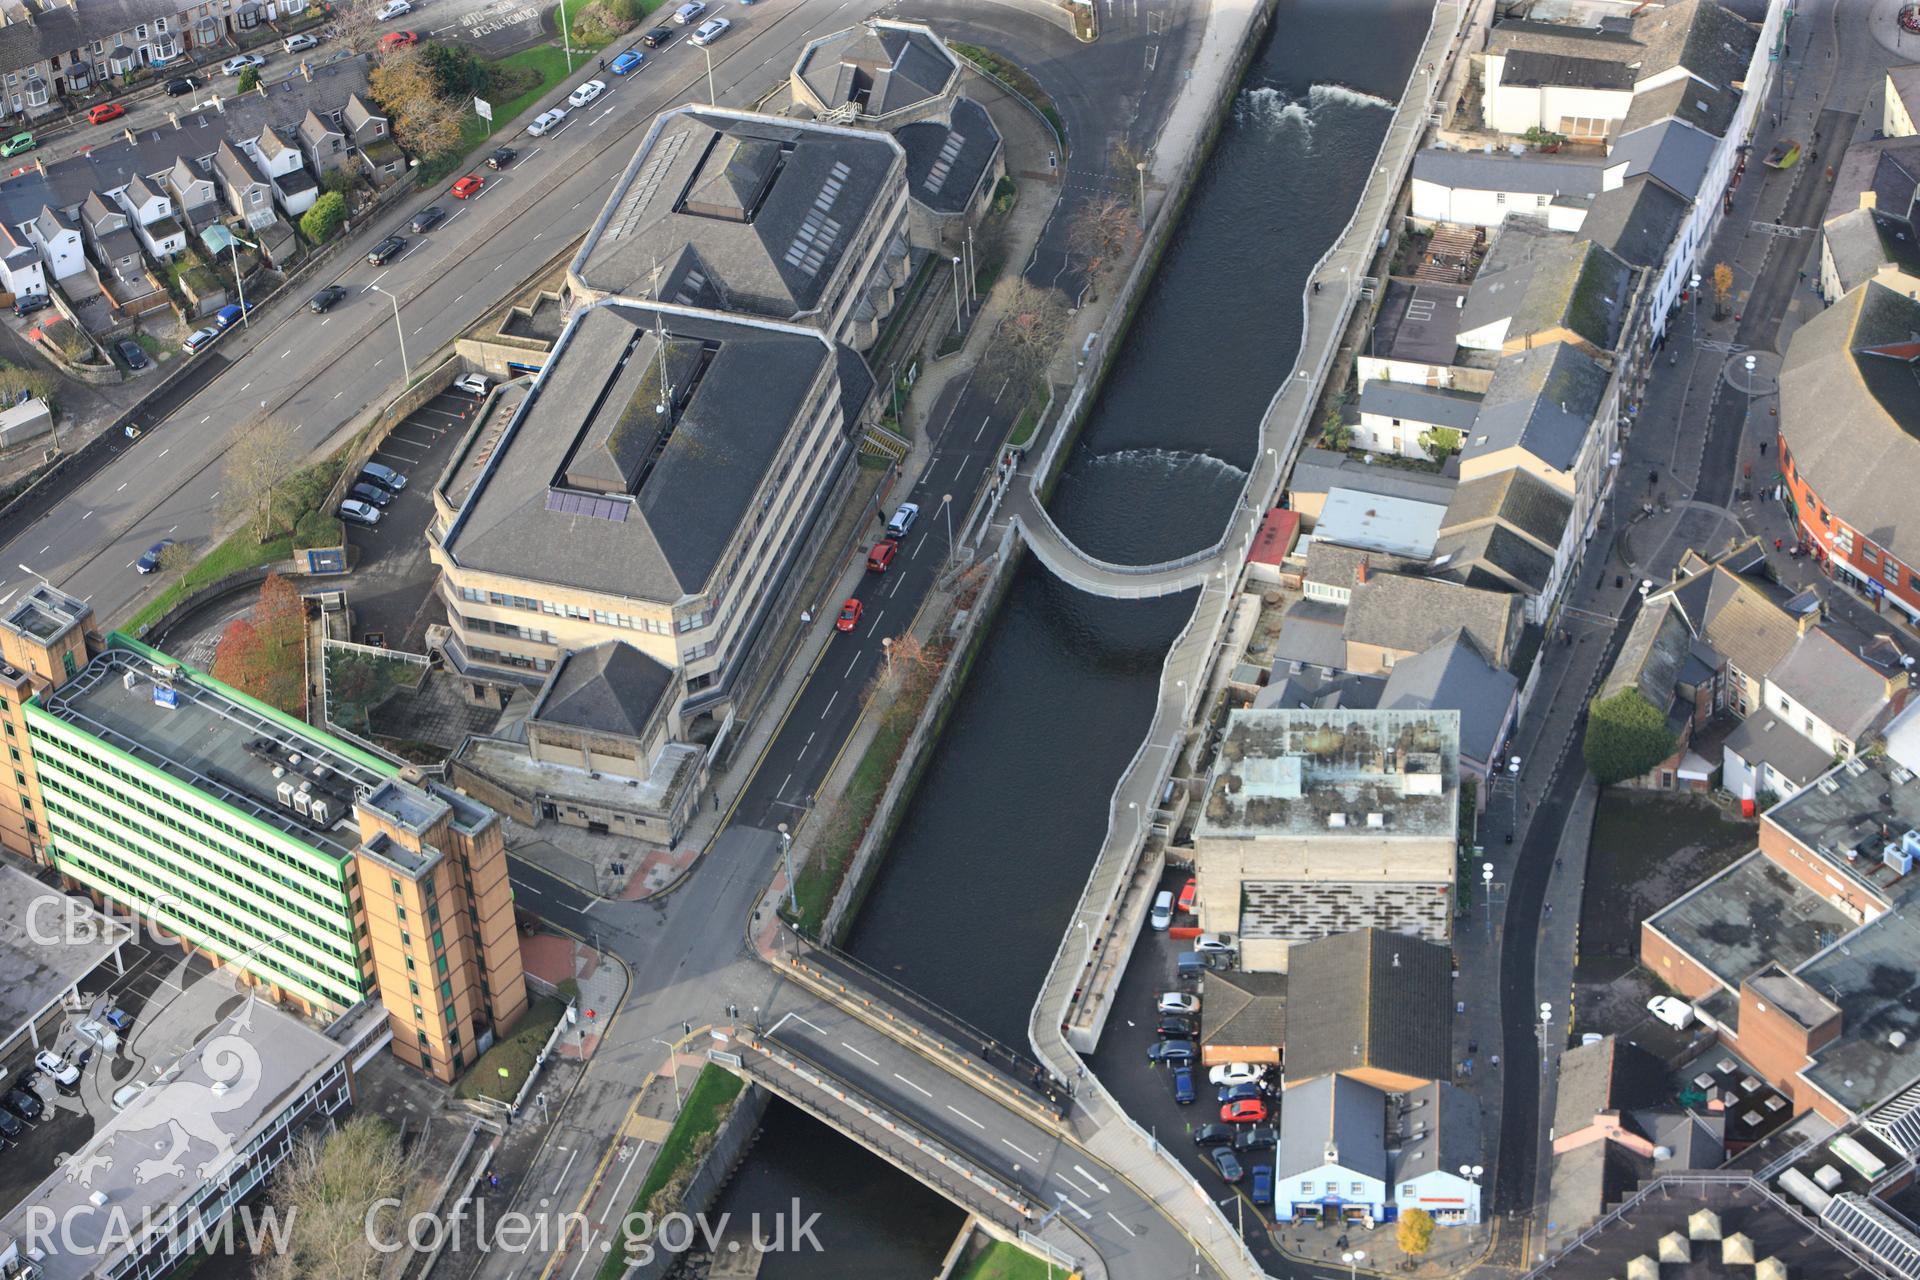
[1074,1165,1111,1194]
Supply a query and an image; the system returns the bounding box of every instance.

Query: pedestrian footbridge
[1002,482,1224,599]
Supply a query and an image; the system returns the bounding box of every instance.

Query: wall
[1782,451,1920,626]
[1757,818,1880,923]
[1638,918,1731,1002]
[1888,73,1917,139]
[1409,179,1591,232]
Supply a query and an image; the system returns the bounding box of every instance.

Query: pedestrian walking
[1491,1054,1500,1068]
[1776,537,1783,551]
[1760,441,1767,456]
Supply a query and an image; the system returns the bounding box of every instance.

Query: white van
[1149,890,1174,931]
[1646,995,1695,1030]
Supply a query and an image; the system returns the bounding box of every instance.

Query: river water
[713,1,1430,1269]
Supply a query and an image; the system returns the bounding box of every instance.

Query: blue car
[1172,1066,1195,1105]
[1250,1164,1273,1205]
[610,49,643,74]
[1217,1081,1263,1105]
[214,301,255,329]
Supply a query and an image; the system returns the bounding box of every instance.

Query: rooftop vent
[1328,812,1347,828]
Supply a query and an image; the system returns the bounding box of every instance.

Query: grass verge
[598,1065,744,1279]
[1007,382,1047,448]
[957,1240,1058,1280]
[455,995,566,1101]
[950,43,1066,152]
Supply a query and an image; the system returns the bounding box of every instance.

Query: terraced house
[0,0,265,117]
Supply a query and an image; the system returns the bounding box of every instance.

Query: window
[1349,1183,1363,1196]
[156,16,166,29]
[405,956,415,972]
[400,931,411,948]
[62,650,74,677]
[1494,192,1506,205]
[431,929,444,952]
[1535,194,1548,207]
[1805,716,1815,734]
[1888,560,1903,588]
[440,978,453,1001]
[412,1004,423,1020]
[408,980,419,997]
[391,878,402,895]
[136,24,147,38]
[395,905,406,922]
[1837,738,1853,757]
[436,954,448,974]
[452,1051,463,1071]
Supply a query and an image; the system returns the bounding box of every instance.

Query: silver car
[338,499,382,528]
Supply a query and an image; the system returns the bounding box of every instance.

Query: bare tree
[254,1116,410,1280]
[984,279,1069,387]
[369,51,465,160]
[1067,192,1139,291]
[224,418,303,543]
[333,0,382,56]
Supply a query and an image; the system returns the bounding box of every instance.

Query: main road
[0,0,879,625]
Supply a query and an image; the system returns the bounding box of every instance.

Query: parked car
[568,79,607,108]
[182,326,219,354]
[487,145,516,169]
[87,102,125,125]
[1220,1098,1267,1124]
[527,107,569,136]
[117,339,149,370]
[1233,1124,1278,1153]
[33,1051,78,1090]
[0,1088,38,1121]
[349,482,394,508]
[885,502,919,538]
[1155,1013,1196,1039]
[1171,1065,1195,1105]
[642,25,676,46]
[0,1106,22,1139]
[1647,995,1695,1031]
[12,292,51,318]
[610,50,643,75]
[1193,932,1237,954]
[1202,1146,1244,1183]
[1177,877,1197,913]
[0,132,35,157]
[673,0,706,23]
[214,301,253,329]
[455,372,491,396]
[1149,889,1173,931]
[866,541,897,573]
[338,499,382,527]
[376,0,412,16]
[164,76,199,96]
[367,234,406,265]
[835,598,863,633]
[380,30,418,49]
[74,1019,118,1053]
[1193,1123,1237,1148]
[451,174,485,199]
[220,54,265,75]
[1157,992,1200,1016]
[1209,1063,1263,1088]
[1216,1081,1263,1105]
[134,539,174,574]
[689,16,729,45]
[1146,1039,1194,1064]
[102,1007,133,1031]
[111,1081,149,1112]
[1250,1164,1273,1205]
[309,284,348,313]
[411,205,445,233]
[284,32,318,52]
[360,462,408,490]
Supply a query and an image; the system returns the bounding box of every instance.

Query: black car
[1,1088,40,1122]
[367,235,406,266]
[1155,1014,1196,1039]
[642,25,675,46]
[410,205,444,234]
[1145,1040,1194,1065]
[0,1106,20,1140]
[11,292,50,318]
[1193,1123,1237,1148]
[117,339,148,370]
[1232,1124,1278,1153]
[134,538,175,574]
[486,145,515,169]
[164,75,198,96]
[309,284,348,313]
[349,482,393,508]
[1202,1146,1244,1183]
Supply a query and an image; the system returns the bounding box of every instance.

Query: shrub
[1584,688,1677,786]
[237,67,260,92]
[300,191,347,244]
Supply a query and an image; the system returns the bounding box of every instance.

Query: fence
[507,999,576,1120]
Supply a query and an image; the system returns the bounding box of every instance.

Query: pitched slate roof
[1630,0,1758,91]
[895,95,1000,215]
[530,641,674,739]
[794,21,957,117]
[1723,710,1834,789]
[1289,448,1458,507]
[1486,18,1640,60]
[1358,381,1482,430]
[1410,148,1604,199]
[1440,467,1574,550]
[1271,598,1351,673]
[1652,551,1806,681]
[1581,174,1690,269]
[1301,541,1419,592]
[1283,928,1454,1086]
[1277,1074,1388,1182]
[1619,74,1739,139]
[1462,219,1631,352]
[1346,571,1521,665]
[1601,597,1693,705]
[0,0,189,78]
[1197,968,1287,1053]
[1465,343,1610,472]
[1551,1035,1667,1135]
[1391,1081,1484,1183]
[1607,120,1719,199]
[1501,48,1635,91]
[1378,632,1519,768]
[1431,521,1557,596]
[1769,628,1897,741]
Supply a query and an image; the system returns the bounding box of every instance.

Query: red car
[451,174,484,199]
[866,541,897,573]
[87,102,125,125]
[380,29,418,49]
[1220,1098,1268,1124]
[835,598,863,632]
[1177,877,1197,914]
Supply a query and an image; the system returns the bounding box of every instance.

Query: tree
[300,192,347,244]
[236,66,260,93]
[155,540,195,577]
[1583,688,1678,786]
[334,0,382,55]
[212,619,269,699]
[1321,403,1352,451]
[223,418,302,542]
[1419,425,1462,461]
[250,572,307,714]
[1397,1208,1436,1260]
[1066,191,1138,291]
[984,279,1068,387]
[421,42,488,98]
[1712,261,1734,319]
[369,51,465,160]
[254,1116,410,1280]
[0,360,54,406]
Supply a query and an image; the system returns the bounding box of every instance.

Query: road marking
[995,377,1010,403]
[910,532,927,559]
[1074,1164,1112,1193]
[804,731,815,748]
[888,573,903,597]
[239,382,250,392]
[1053,1192,1091,1221]
[776,772,790,798]
[791,1014,825,1034]
[80,511,90,520]
[551,1146,579,1194]
[892,1073,932,1099]
[953,455,967,480]
[843,652,859,678]
[864,609,884,636]
[1055,1171,1090,1195]
[280,349,290,358]
[199,415,210,424]
[820,690,838,718]
[321,317,330,325]
[374,358,383,367]
[975,414,991,442]
[1002,1138,1040,1162]
[533,232,543,241]
[158,449,167,458]
[841,1042,879,1066]
[37,545,46,554]
[947,1105,984,1130]
[366,269,391,290]
[1107,1211,1138,1238]
[571,200,582,210]
[116,483,125,491]
[334,391,343,399]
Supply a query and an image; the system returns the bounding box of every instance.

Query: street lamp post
[1341,1250,1366,1280]
[951,256,964,328]
[649,1036,683,1112]
[226,231,258,327]
[777,822,796,916]
[1481,862,1494,937]
[940,492,954,559]
[559,0,573,74]
[369,284,410,385]
[701,43,716,104]
[1135,160,1147,226]
[1540,1001,1554,1074]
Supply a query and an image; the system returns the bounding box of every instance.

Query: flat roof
[33,639,394,861]
[1315,488,1447,559]
[456,735,701,815]
[1198,707,1459,839]
[0,865,129,1049]
[1770,754,1920,911]
[0,974,347,1280]
[1800,908,1920,1115]
[0,583,88,647]
[1368,279,1468,365]
[1646,849,1852,990]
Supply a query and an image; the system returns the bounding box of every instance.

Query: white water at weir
[1235,80,1395,131]
[1080,447,1252,482]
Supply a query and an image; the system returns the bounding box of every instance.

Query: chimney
[1356,555,1370,586]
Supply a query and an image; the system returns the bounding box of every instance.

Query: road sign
[474,97,493,122]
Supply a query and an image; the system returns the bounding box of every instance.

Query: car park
[673,0,706,22]
[835,598,863,632]
[867,541,898,573]
[367,235,406,265]
[376,0,411,16]
[1220,1098,1267,1124]
[0,132,34,157]
[1146,1040,1193,1065]
[350,482,394,508]
[34,1051,78,1090]
[182,326,219,354]
[134,539,174,574]
[487,145,515,169]
[1209,1062,1262,1087]
[1202,1146,1244,1182]
[380,30,418,49]
[1157,992,1200,1016]
[568,79,607,107]
[642,25,676,46]
[1177,878,1197,913]
[11,292,51,317]
[527,107,569,136]
[103,1007,133,1031]
[885,502,919,538]
[610,50,643,74]
[1,1088,39,1121]
[1216,1081,1262,1105]
[87,102,125,124]
[310,285,348,313]
[411,205,444,233]
[0,1107,21,1139]
[1155,1014,1195,1039]
[165,76,198,96]
[74,1019,118,1053]
[220,54,265,75]
[1171,1066,1194,1105]
[338,499,382,527]
[455,372,491,396]
[1149,889,1173,931]
[361,462,407,490]
[284,32,318,52]
[1233,1124,1278,1153]
[118,339,149,370]
[1193,1123,1236,1148]
[690,16,729,45]
[451,173,485,199]
[111,1081,149,1112]
[1250,1164,1273,1204]
[1193,932,1237,954]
